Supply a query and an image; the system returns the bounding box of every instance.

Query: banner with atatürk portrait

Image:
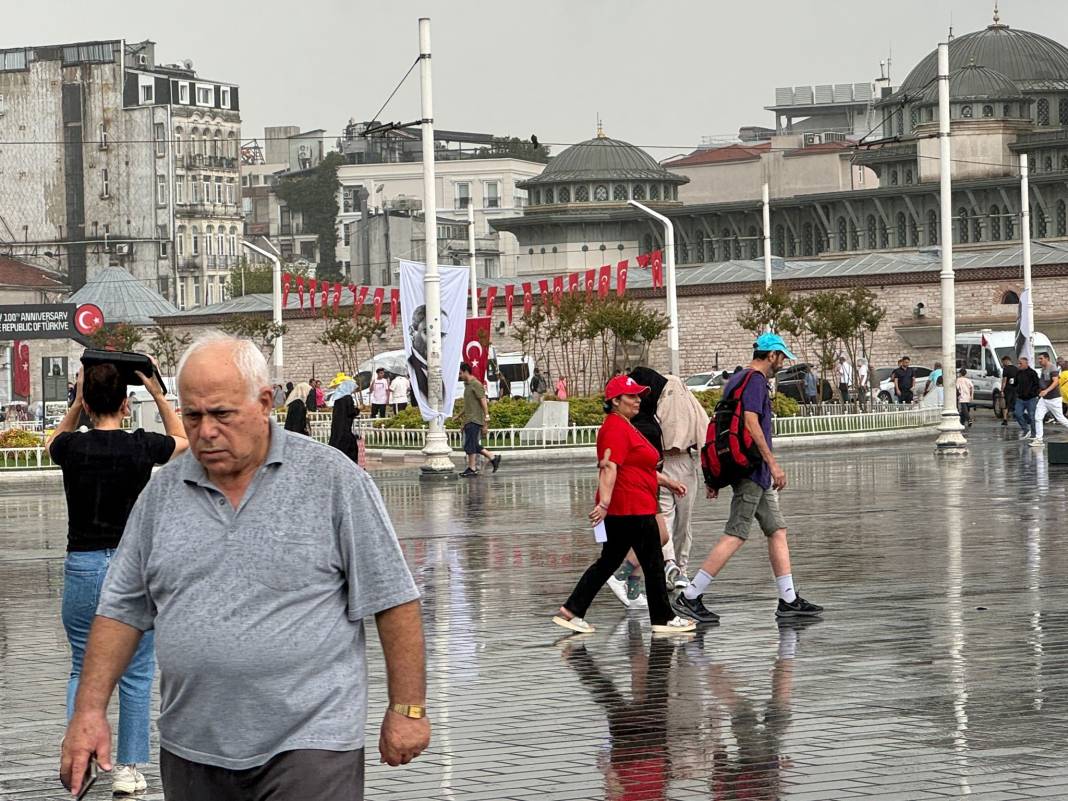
[399,260,470,422]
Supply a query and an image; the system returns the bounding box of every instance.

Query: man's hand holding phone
[60,710,111,797]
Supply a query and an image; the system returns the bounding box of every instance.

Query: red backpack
[700,369,763,489]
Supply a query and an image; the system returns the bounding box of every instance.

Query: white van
[486,350,536,399]
[956,330,1058,410]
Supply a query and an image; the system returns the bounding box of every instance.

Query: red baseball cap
[604,374,650,400]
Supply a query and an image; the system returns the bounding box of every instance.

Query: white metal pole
[468,203,477,318]
[1019,152,1034,356]
[628,199,680,375]
[934,42,967,451]
[240,240,283,383]
[762,182,772,289]
[418,18,454,475]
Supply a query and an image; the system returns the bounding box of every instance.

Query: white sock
[778,626,799,659]
[776,574,797,603]
[683,569,713,600]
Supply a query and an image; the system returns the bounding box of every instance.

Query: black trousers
[564,514,673,626]
[161,748,364,801]
[371,404,387,418]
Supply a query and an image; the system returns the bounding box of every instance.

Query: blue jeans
[62,549,155,765]
[1014,397,1039,437]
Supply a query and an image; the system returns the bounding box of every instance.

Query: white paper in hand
[593,521,607,543]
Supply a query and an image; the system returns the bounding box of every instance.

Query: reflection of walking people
[1032,352,1068,446]
[674,334,823,624]
[458,362,500,477]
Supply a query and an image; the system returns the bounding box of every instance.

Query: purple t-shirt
[723,369,772,489]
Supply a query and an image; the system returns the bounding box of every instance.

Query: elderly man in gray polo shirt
[60,334,429,800]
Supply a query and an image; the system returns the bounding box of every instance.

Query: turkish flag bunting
[372,287,385,321]
[297,276,306,308]
[505,284,515,323]
[390,288,400,327]
[282,273,291,309]
[552,275,564,306]
[651,250,664,288]
[522,282,533,316]
[485,286,498,318]
[332,282,341,313]
[357,285,369,307]
[636,253,651,270]
[568,272,579,294]
[585,269,596,300]
[538,279,551,313]
[598,265,611,299]
[350,285,361,317]
[320,282,329,314]
[308,278,317,310]
[616,260,629,297]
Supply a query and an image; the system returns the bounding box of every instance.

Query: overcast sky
[12,0,1068,158]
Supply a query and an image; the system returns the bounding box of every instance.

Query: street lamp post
[240,239,283,383]
[1019,152,1035,358]
[627,200,680,376]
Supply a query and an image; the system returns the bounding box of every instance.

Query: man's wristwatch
[389,703,427,719]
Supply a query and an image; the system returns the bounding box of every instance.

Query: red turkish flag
[350,285,361,317]
[585,269,596,300]
[522,282,533,316]
[485,286,498,318]
[282,273,291,309]
[598,265,611,299]
[12,340,29,399]
[616,259,629,297]
[505,284,515,323]
[651,249,664,288]
[332,282,341,313]
[372,287,385,321]
[464,317,492,384]
[308,278,317,310]
[357,285,369,307]
[538,279,551,313]
[636,253,651,270]
[390,288,400,327]
[297,276,306,308]
[568,272,579,294]
[552,275,564,306]
[320,282,329,313]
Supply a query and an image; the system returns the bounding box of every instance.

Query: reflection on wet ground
[2,420,1068,799]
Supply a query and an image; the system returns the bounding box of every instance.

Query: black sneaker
[672,593,720,624]
[776,596,823,618]
[491,455,502,473]
[459,468,477,478]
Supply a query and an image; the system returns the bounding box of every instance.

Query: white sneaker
[1030,438,1045,447]
[652,616,697,634]
[605,575,631,607]
[630,593,649,609]
[553,614,595,634]
[674,572,690,590]
[664,560,680,586]
[112,764,148,794]
[1019,431,1032,440]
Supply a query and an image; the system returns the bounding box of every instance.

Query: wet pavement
[2,418,1068,800]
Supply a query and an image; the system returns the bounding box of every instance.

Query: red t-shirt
[597,413,660,516]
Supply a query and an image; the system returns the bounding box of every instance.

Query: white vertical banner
[1016,287,1034,361]
[399,259,470,422]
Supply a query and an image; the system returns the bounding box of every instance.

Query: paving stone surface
[1,419,1067,799]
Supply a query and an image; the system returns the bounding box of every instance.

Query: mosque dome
[918,63,1025,105]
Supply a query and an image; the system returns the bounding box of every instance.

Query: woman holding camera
[46,362,188,795]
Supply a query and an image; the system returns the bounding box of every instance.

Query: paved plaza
[2,420,1068,800]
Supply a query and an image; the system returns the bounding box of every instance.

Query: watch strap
[389,703,427,719]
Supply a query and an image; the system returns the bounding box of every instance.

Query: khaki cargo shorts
[724,479,787,540]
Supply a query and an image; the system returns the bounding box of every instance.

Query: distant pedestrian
[272,384,286,408]
[1058,358,1068,415]
[1032,352,1068,446]
[370,368,390,419]
[458,362,500,477]
[892,357,915,403]
[956,368,974,428]
[552,374,695,636]
[1000,355,1018,427]
[284,382,312,436]
[305,379,319,413]
[497,373,511,400]
[556,375,569,400]
[835,356,852,403]
[328,378,360,463]
[530,367,548,402]
[1014,356,1040,440]
[925,362,943,398]
[315,379,325,409]
[857,358,870,396]
[802,367,818,405]
[389,372,410,414]
[673,333,823,625]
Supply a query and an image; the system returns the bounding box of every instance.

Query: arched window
[176,225,186,256]
[1003,103,1011,117]
[1037,205,1048,237]
[958,208,969,243]
[205,224,214,255]
[866,215,877,248]
[631,184,644,201]
[960,104,973,118]
[594,185,608,201]
[786,229,796,257]
[612,184,627,201]
[910,107,918,129]
[773,225,785,256]
[896,212,906,246]
[1060,98,1068,126]
[1001,290,1020,304]
[174,126,183,156]
[890,169,899,186]
[802,223,813,256]
[227,131,236,159]
[909,215,919,246]
[532,189,541,205]
[575,185,589,202]
[837,217,848,250]
[1038,98,1050,126]
[1006,211,1015,240]
[1057,199,1067,236]
[544,187,554,204]
[849,219,859,250]
[1061,155,1068,171]
[747,226,759,259]
[1029,155,1036,171]
[190,225,199,255]
[896,110,904,136]
[642,234,654,253]
[721,228,731,261]
[927,210,938,245]
[905,168,913,185]
[972,214,982,242]
[191,127,200,155]
[217,230,225,257]
[982,105,994,118]
[990,205,1001,240]
[558,186,570,203]
[649,184,659,200]
[879,220,889,248]
[1044,156,1053,172]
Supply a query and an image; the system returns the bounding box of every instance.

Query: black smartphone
[80,350,167,395]
[75,757,98,800]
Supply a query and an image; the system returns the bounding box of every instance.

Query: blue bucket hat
[754,332,797,360]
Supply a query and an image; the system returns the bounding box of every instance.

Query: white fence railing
[774,405,942,437]
[0,447,50,469]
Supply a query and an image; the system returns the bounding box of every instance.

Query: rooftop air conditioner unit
[804,133,823,146]
[115,243,131,255]
[137,54,148,66]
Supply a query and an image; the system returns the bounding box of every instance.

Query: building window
[1061,155,1068,171]
[1038,98,1050,126]
[866,215,877,248]
[1044,156,1053,172]
[191,178,200,203]
[544,187,554,204]
[927,210,938,245]
[454,182,470,209]
[908,215,919,246]
[960,104,973,119]
[558,186,570,203]
[879,220,889,248]
[1058,200,1067,236]
[837,217,848,250]
[632,184,645,201]
[972,215,982,242]
[196,84,213,106]
[175,130,182,156]
[747,226,759,259]
[177,226,185,256]
[1037,205,1048,237]
[177,280,186,310]
[217,232,225,257]
[101,168,110,198]
[849,219,859,250]
[178,82,189,104]
[896,212,906,246]
[1006,210,1015,240]
[156,174,167,205]
[613,184,627,201]
[890,169,898,186]
[159,227,169,258]
[215,177,223,203]
[532,189,540,205]
[990,205,1001,240]
[139,76,154,104]
[958,208,969,243]
[220,87,230,109]
[982,104,994,118]
[649,184,659,200]
[205,226,214,255]
[575,185,589,202]
[203,177,210,202]
[786,228,796,257]
[594,184,608,201]
[98,124,109,150]
[773,225,784,256]
[1003,103,1011,117]
[193,276,201,306]
[154,122,166,156]
[801,223,813,256]
[225,180,234,205]
[191,226,199,255]
[513,187,527,208]
[905,168,913,185]
[484,181,500,208]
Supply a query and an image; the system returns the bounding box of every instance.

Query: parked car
[775,363,833,403]
[684,371,727,393]
[875,365,933,402]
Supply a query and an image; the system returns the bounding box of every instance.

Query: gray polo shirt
[97,421,419,770]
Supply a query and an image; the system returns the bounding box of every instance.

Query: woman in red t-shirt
[553,375,696,635]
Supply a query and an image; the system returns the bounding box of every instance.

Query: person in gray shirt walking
[60,333,429,800]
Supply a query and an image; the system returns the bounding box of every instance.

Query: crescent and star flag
[399,260,470,422]
[74,304,104,337]
[332,282,342,313]
[598,265,611,299]
[505,284,515,323]
[308,278,317,311]
[522,282,533,316]
[372,287,385,322]
[12,340,29,398]
[282,273,291,309]
[538,279,551,313]
[357,285,369,307]
[616,260,629,297]
[568,272,580,294]
[651,249,664,288]
[636,253,650,270]
[485,286,498,318]
[297,276,306,308]
[552,275,564,306]
[585,269,596,300]
[320,282,329,313]
[349,285,358,316]
[390,288,400,327]
[463,316,492,384]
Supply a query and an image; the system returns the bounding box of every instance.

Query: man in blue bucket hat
[673,332,824,624]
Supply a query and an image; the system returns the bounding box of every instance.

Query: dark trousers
[1015,397,1038,436]
[371,404,387,418]
[161,748,364,801]
[959,402,972,426]
[838,383,850,403]
[564,514,673,626]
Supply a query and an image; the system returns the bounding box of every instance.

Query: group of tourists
[1000,352,1068,445]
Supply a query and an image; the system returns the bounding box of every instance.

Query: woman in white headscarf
[284,381,312,436]
[328,378,360,462]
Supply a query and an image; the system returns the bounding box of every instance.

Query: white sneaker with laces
[1030,438,1045,447]
[674,572,690,590]
[605,575,631,608]
[630,593,648,609]
[553,614,595,634]
[112,764,147,794]
[652,616,697,634]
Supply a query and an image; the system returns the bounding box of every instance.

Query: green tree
[831,287,886,401]
[484,137,550,163]
[316,309,386,376]
[736,286,796,338]
[275,152,346,282]
[147,326,192,374]
[219,315,287,361]
[88,323,142,352]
